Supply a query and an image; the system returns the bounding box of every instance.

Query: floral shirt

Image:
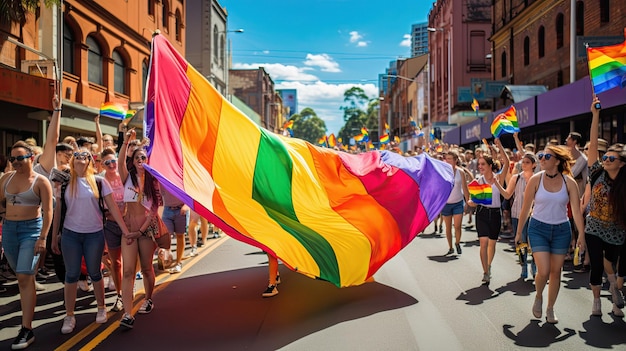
[585,162,625,245]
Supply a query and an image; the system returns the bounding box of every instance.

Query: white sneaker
[61,315,76,334]
[189,246,198,257]
[77,280,93,292]
[169,263,182,274]
[96,308,108,324]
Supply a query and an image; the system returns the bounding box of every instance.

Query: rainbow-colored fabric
[100,102,127,119]
[468,179,492,205]
[490,105,519,138]
[587,33,626,94]
[143,35,454,287]
[328,133,337,148]
[379,134,390,144]
[471,98,479,112]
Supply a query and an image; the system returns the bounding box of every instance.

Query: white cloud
[276,81,378,134]
[232,62,318,81]
[357,41,368,47]
[349,31,363,43]
[303,54,341,73]
[400,34,411,47]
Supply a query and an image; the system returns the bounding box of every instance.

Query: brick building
[229,68,284,133]
[0,0,185,151]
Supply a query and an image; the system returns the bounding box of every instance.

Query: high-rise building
[411,22,429,57]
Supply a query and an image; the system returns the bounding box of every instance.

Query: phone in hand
[594,102,602,110]
[31,253,40,271]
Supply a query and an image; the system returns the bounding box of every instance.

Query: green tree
[290,107,327,144]
[338,87,370,144]
[0,0,59,25]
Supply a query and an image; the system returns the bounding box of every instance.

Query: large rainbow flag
[587,30,626,95]
[143,34,454,287]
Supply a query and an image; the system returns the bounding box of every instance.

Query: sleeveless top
[531,172,569,225]
[446,168,465,204]
[123,175,153,210]
[510,173,529,219]
[478,175,501,209]
[4,173,41,206]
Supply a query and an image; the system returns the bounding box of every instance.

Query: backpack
[58,177,106,232]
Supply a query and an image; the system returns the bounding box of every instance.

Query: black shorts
[475,206,501,240]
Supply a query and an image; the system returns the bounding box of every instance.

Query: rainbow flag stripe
[587,34,626,95]
[468,180,492,205]
[490,105,519,137]
[143,35,454,287]
[100,102,127,120]
[328,133,337,148]
[380,134,390,144]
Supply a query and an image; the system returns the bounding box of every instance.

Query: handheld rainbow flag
[394,135,401,144]
[367,141,375,150]
[283,120,294,130]
[353,133,365,142]
[468,180,492,205]
[328,133,337,148]
[142,34,455,287]
[317,135,328,147]
[100,102,127,120]
[361,127,369,135]
[471,98,480,112]
[379,134,390,144]
[586,30,626,95]
[490,105,519,137]
[385,123,390,132]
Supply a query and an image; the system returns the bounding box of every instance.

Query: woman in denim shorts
[516,145,585,324]
[441,150,469,255]
[0,141,53,349]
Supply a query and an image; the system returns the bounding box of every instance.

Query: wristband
[54,108,62,111]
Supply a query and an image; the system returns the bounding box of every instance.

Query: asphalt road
[1,219,625,351]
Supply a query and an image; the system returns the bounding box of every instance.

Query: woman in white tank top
[441,150,469,255]
[515,145,585,324]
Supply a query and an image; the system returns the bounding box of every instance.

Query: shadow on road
[502,321,576,347]
[494,278,535,297]
[456,284,497,305]
[96,265,418,350]
[579,315,626,348]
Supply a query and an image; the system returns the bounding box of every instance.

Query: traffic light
[434,127,442,140]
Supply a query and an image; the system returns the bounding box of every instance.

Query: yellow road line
[53,235,229,351]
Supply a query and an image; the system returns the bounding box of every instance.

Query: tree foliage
[290,107,327,144]
[337,87,379,144]
[0,0,60,25]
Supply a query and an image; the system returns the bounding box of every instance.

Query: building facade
[186,0,228,96]
[0,0,185,152]
[411,22,429,57]
[229,68,284,133]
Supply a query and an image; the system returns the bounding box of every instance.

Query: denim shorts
[441,200,464,216]
[104,220,123,250]
[1,217,43,275]
[162,206,188,234]
[528,218,571,254]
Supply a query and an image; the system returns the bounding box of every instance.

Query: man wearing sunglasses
[0,141,54,350]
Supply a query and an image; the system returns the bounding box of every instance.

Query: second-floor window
[63,21,75,75]
[113,50,126,94]
[87,36,103,85]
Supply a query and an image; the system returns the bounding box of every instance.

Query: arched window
[600,0,609,23]
[556,13,564,49]
[86,36,103,85]
[501,51,507,78]
[113,50,126,94]
[220,35,225,67]
[175,10,182,41]
[162,0,169,30]
[142,60,149,99]
[576,1,584,35]
[213,26,219,63]
[523,36,530,66]
[63,21,75,75]
[538,26,545,58]
[148,0,155,16]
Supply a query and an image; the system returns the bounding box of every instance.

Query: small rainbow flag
[317,135,328,146]
[490,105,519,137]
[385,123,390,132]
[379,134,390,144]
[367,141,375,150]
[100,102,127,119]
[468,179,492,205]
[471,98,480,112]
[361,127,369,135]
[354,134,365,142]
[328,133,337,148]
[394,136,400,144]
[587,30,626,94]
[283,120,294,130]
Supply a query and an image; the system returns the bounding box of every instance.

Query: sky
[220,0,435,135]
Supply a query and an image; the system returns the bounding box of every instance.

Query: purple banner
[537,77,626,124]
[461,119,482,144]
[443,127,460,145]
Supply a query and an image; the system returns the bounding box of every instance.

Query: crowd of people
[0,96,224,349]
[1,95,625,349]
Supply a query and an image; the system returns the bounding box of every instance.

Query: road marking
[53,235,229,351]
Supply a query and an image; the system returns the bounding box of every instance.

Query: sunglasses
[602,155,618,162]
[8,154,32,162]
[73,152,92,160]
[135,155,147,161]
[537,153,553,161]
[103,139,113,142]
[103,159,117,166]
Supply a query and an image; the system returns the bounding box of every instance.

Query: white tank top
[447,168,465,204]
[531,172,569,224]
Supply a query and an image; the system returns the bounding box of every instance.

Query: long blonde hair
[68,148,99,199]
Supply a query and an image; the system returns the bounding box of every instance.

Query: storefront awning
[500,85,548,103]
